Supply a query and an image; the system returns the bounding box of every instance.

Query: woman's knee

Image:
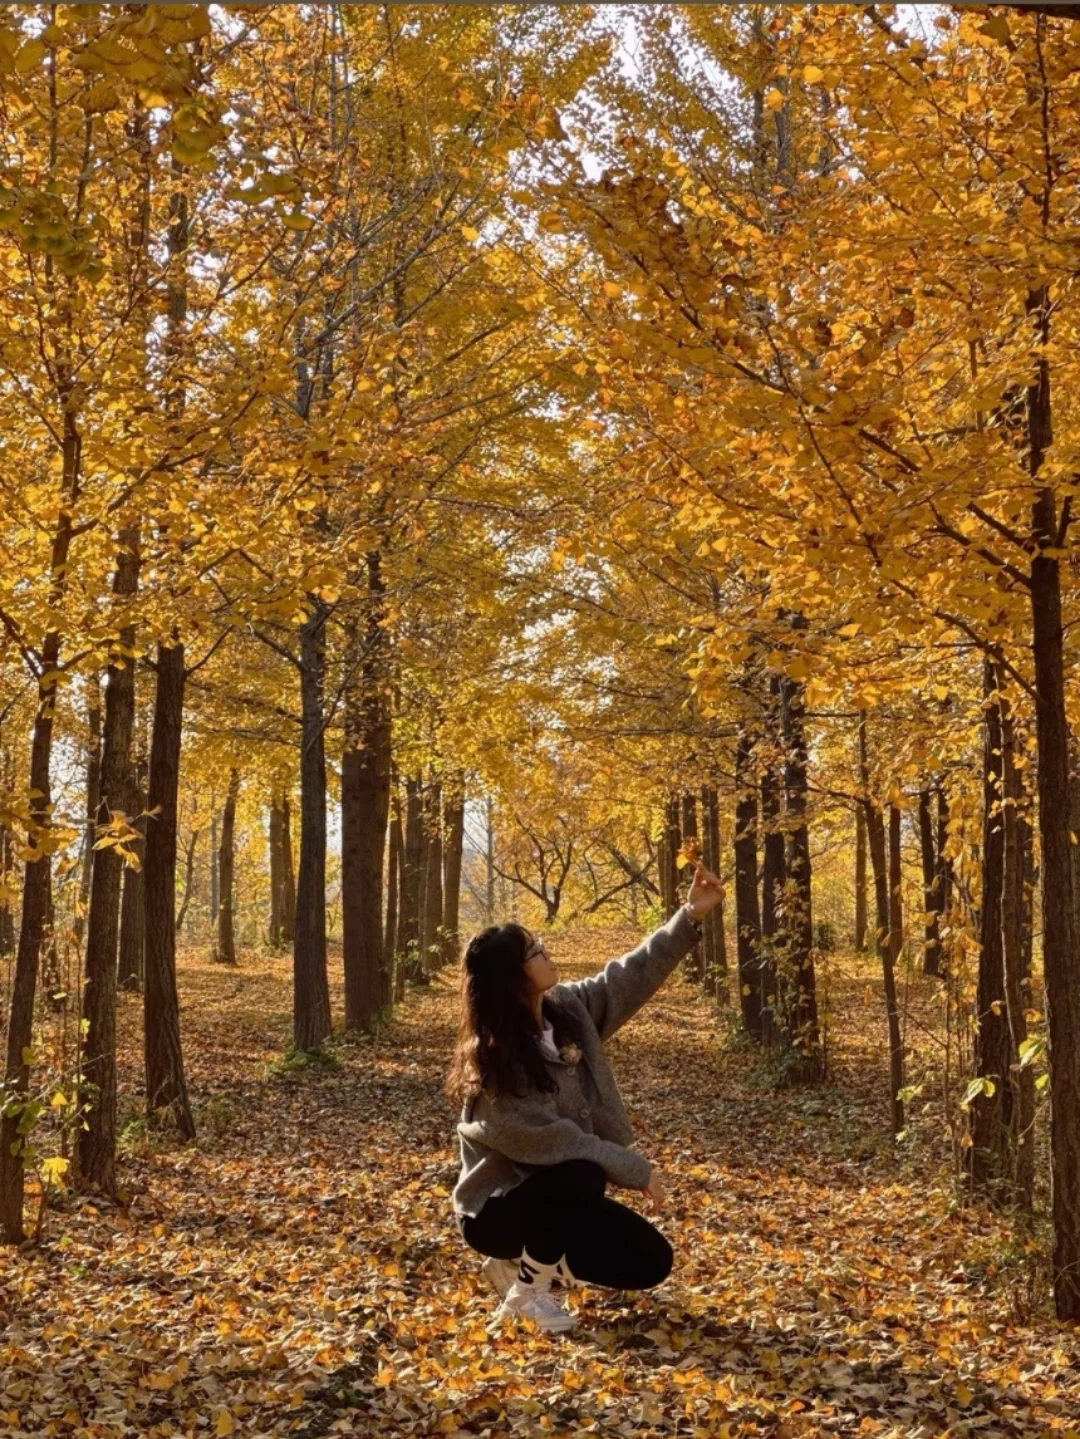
[636,1230,673,1288]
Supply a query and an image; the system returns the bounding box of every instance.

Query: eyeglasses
[525,937,549,961]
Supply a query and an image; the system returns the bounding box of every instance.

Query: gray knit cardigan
[452,905,703,1219]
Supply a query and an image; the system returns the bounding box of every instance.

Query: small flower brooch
[559,1041,582,1067]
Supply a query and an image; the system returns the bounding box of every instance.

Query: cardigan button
[579,1106,589,1118]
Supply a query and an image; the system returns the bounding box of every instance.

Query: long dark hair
[445,922,570,1106]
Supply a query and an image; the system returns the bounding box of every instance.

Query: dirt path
[1,929,1076,1438]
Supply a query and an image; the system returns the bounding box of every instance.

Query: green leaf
[960,1075,994,1110]
[1018,1036,1045,1069]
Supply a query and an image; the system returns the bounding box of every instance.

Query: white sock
[516,1249,561,1289]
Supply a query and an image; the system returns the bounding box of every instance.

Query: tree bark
[888,803,904,962]
[281,791,296,945]
[761,681,786,948]
[700,784,726,998]
[969,663,1014,1195]
[420,779,443,975]
[866,799,904,1136]
[143,641,194,1138]
[734,730,764,1042]
[77,529,140,1192]
[854,797,868,953]
[780,667,822,1082]
[209,807,219,926]
[442,777,465,968]
[269,792,284,947]
[937,786,953,927]
[484,794,495,925]
[1026,285,1080,1318]
[400,774,424,983]
[0,746,14,955]
[385,775,402,1005]
[175,825,199,937]
[0,352,80,1242]
[661,792,681,919]
[294,601,332,1049]
[860,723,904,1137]
[213,767,240,966]
[1,677,60,1242]
[918,787,942,976]
[341,572,392,1031]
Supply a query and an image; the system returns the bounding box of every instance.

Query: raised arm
[556,904,702,1041]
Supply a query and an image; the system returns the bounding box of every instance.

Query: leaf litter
[2,931,1079,1439]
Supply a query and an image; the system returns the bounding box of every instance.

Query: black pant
[460,1159,672,1290]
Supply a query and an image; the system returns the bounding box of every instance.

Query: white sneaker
[481,1255,518,1298]
[495,1280,577,1333]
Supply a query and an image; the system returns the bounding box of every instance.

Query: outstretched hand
[686,860,724,921]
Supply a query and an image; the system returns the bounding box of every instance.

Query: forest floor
[2,929,1079,1439]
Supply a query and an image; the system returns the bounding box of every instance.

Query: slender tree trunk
[998,669,1034,1211]
[281,791,296,945]
[761,672,786,947]
[294,602,332,1049]
[918,787,942,976]
[1027,287,1080,1318]
[484,794,495,925]
[442,778,465,968]
[269,793,284,947]
[420,779,443,975]
[759,751,783,1047]
[1,366,80,1241]
[75,694,102,948]
[700,784,726,998]
[175,826,199,936]
[209,807,219,927]
[969,662,1014,1196]
[400,775,424,983]
[888,803,904,961]
[662,792,681,919]
[77,531,140,1191]
[760,768,785,940]
[780,666,822,1082]
[143,641,194,1137]
[0,746,14,955]
[213,768,240,966]
[117,755,146,993]
[1,678,60,1241]
[709,787,728,996]
[854,756,868,953]
[341,574,392,1030]
[860,723,904,1137]
[866,800,904,1136]
[936,786,953,926]
[1020,804,1035,982]
[734,730,764,1042]
[384,773,401,1005]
